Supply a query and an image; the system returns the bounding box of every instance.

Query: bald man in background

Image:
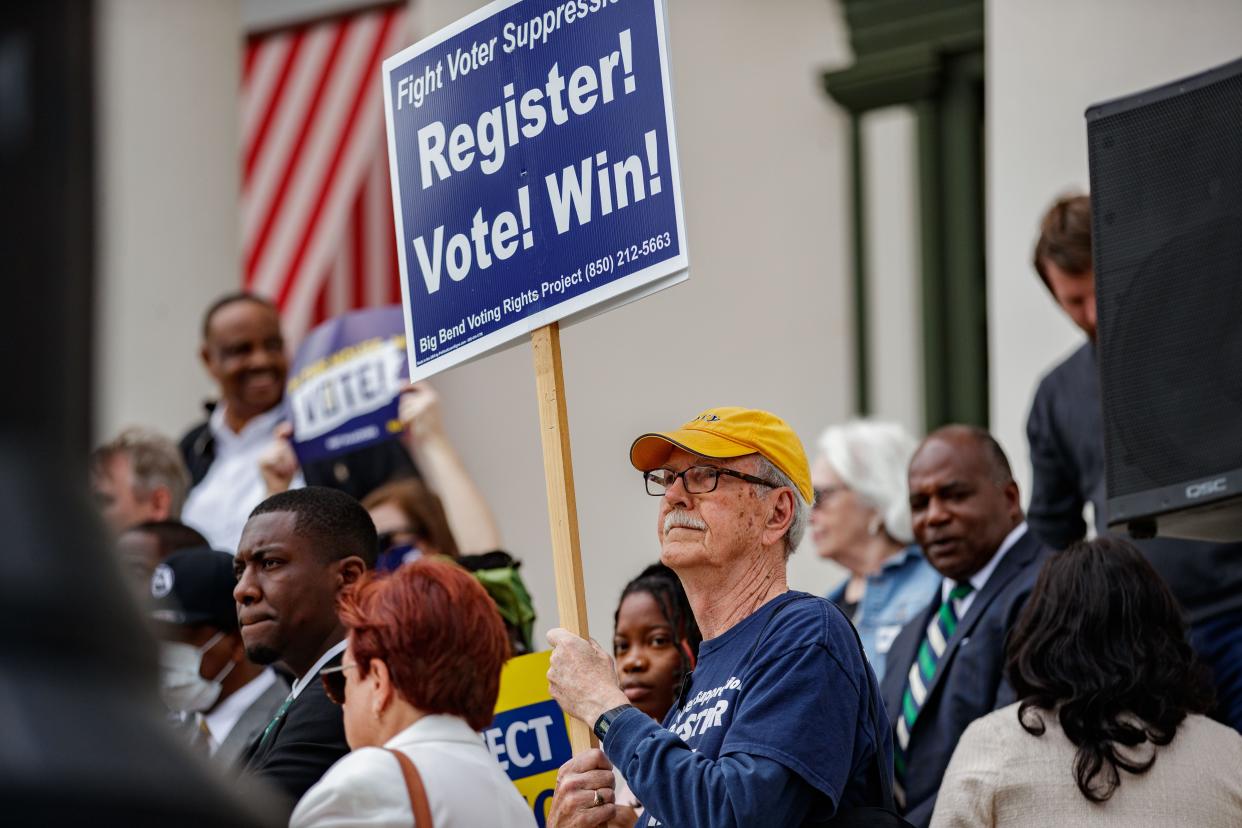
[880,426,1050,827]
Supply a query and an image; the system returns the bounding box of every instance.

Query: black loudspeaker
[1087,56,1242,542]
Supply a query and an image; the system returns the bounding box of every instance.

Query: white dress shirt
[291,714,536,828]
[182,403,303,553]
[941,522,1029,618]
[204,667,277,754]
[292,640,348,700]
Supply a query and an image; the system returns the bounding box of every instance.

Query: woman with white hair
[811,420,940,682]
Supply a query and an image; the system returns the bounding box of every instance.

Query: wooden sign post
[382,0,688,757]
[531,322,595,752]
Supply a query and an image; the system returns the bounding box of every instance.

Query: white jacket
[291,714,536,828]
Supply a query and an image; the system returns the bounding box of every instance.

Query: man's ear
[337,555,367,586]
[148,486,173,521]
[762,487,797,546]
[199,343,212,371]
[1002,480,1022,520]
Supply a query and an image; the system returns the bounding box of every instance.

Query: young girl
[609,563,701,822]
[613,563,702,722]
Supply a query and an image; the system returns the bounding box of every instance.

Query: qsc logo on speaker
[1186,477,1228,499]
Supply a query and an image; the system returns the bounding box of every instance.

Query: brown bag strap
[386,748,434,828]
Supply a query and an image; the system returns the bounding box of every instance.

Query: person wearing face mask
[150,545,289,766]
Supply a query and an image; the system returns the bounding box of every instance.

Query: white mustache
[664,510,706,535]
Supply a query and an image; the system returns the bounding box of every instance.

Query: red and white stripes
[241,4,409,345]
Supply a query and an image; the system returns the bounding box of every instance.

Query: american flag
[241,3,410,345]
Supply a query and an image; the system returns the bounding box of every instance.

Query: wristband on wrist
[593,704,633,741]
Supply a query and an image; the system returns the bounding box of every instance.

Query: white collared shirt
[204,667,278,754]
[182,403,303,553]
[291,639,348,700]
[941,522,1029,618]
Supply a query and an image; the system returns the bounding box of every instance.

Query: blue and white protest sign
[382,0,688,381]
[286,306,408,464]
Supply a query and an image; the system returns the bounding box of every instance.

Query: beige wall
[411,0,855,643]
[987,0,1242,505]
[95,0,242,442]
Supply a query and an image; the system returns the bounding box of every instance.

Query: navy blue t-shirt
[603,591,892,827]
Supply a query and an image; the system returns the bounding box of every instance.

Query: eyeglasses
[813,485,847,508]
[320,662,359,705]
[644,465,776,496]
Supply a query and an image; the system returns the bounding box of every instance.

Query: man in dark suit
[233,486,377,808]
[880,425,1050,827]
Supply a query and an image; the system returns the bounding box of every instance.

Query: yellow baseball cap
[629,407,813,504]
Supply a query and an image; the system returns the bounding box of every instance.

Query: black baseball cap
[149,546,238,632]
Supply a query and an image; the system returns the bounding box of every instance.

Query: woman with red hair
[290,559,536,827]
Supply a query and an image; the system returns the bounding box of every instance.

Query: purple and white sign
[287,306,408,464]
[382,0,688,382]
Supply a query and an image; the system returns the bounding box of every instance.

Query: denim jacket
[826,544,941,684]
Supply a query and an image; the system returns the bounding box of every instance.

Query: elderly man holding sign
[547,407,896,827]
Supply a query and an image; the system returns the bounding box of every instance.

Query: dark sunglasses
[320,662,359,705]
[377,527,425,552]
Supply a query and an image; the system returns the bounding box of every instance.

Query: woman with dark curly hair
[931,537,1242,827]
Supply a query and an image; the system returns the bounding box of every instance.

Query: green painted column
[850,113,871,416]
[938,53,987,427]
[823,0,986,430]
[917,99,948,430]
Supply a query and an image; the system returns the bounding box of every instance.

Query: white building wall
[95,0,242,441]
[987,0,1242,505]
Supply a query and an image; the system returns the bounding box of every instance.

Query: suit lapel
[243,691,295,768]
[220,678,289,766]
[918,530,1039,706]
[243,649,342,768]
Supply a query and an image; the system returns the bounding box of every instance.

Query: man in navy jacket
[546,407,892,827]
[879,425,1050,827]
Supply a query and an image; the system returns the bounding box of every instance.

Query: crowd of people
[92,193,1242,826]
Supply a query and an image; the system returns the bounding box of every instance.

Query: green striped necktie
[893,581,974,805]
[257,693,294,750]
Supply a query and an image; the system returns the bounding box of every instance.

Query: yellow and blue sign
[486,651,573,827]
